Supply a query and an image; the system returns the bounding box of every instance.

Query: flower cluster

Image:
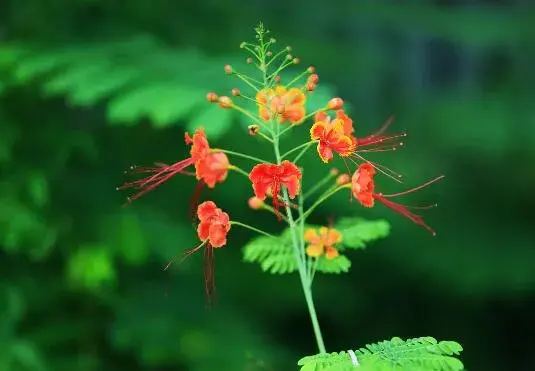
[118,24,444,302]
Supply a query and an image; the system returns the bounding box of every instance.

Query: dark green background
[1,1,534,370]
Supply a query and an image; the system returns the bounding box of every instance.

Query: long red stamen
[118,157,195,203]
[348,154,403,183]
[204,244,217,306]
[163,240,208,271]
[374,194,436,236]
[381,175,445,198]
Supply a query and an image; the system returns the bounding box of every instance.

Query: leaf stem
[280,140,315,160]
[230,221,276,238]
[215,149,269,164]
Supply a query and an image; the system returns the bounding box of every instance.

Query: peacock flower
[256,86,306,124]
[304,227,342,260]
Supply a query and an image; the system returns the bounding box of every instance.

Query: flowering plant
[119,24,464,371]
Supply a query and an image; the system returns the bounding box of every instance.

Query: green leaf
[100,213,149,265]
[315,255,351,274]
[242,235,297,274]
[298,337,464,371]
[334,217,390,249]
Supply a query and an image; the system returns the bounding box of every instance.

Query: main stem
[273,126,327,354]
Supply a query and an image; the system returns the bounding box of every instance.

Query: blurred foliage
[0,0,534,370]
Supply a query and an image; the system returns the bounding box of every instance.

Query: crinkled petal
[208,223,229,248]
[306,244,324,258]
[325,246,339,260]
[197,221,211,241]
[304,229,319,244]
[197,201,217,221]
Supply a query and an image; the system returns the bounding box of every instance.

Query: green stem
[273,119,326,354]
[228,165,250,178]
[303,172,336,200]
[232,104,274,135]
[215,149,269,164]
[280,140,315,160]
[297,185,348,224]
[230,221,276,238]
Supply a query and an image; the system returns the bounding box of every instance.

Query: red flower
[249,161,302,217]
[118,128,210,202]
[310,111,406,179]
[351,163,444,235]
[118,128,230,203]
[165,201,231,304]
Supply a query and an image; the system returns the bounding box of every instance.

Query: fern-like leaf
[242,235,297,274]
[315,255,351,274]
[334,217,390,250]
[297,337,464,371]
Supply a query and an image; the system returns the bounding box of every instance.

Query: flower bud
[218,96,233,108]
[248,197,264,210]
[266,51,273,57]
[286,54,293,60]
[330,168,339,176]
[231,88,240,96]
[306,82,317,91]
[292,57,300,64]
[274,75,281,83]
[307,66,316,73]
[206,92,219,102]
[286,46,292,52]
[327,97,344,110]
[308,74,319,84]
[248,125,260,135]
[224,64,233,74]
[336,174,350,185]
[269,38,276,43]
[240,42,246,48]
[246,57,253,64]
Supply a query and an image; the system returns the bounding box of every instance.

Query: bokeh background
[1,1,534,370]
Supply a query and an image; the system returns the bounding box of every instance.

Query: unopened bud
[246,57,253,64]
[286,46,292,52]
[306,82,317,91]
[240,42,246,48]
[248,125,260,135]
[274,75,281,83]
[308,74,319,84]
[218,96,233,108]
[292,57,300,64]
[336,174,350,185]
[266,51,273,57]
[224,64,233,74]
[307,66,315,73]
[231,88,240,96]
[327,97,344,110]
[330,168,339,176]
[286,54,293,60]
[269,38,276,43]
[206,92,219,102]
[248,197,264,210]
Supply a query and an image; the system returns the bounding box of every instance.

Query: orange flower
[118,128,210,202]
[249,161,302,218]
[310,110,356,163]
[194,152,229,188]
[256,86,306,124]
[351,163,444,235]
[165,201,231,304]
[304,227,342,260]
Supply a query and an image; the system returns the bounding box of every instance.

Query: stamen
[204,244,217,305]
[374,194,436,236]
[190,180,206,224]
[381,175,445,198]
[348,155,403,183]
[163,240,208,271]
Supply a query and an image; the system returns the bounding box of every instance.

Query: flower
[304,227,342,259]
[118,128,210,202]
[165,201,231,304]
[195,152,229,188]
[255,86,306,124]
[351,163,444,235]
[310,110,356,163]
[249,161,302,217]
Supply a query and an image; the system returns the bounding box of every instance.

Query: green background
[1,1,534,370]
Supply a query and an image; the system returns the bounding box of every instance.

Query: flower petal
[306,244,324,258]
[197,201,217,221]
